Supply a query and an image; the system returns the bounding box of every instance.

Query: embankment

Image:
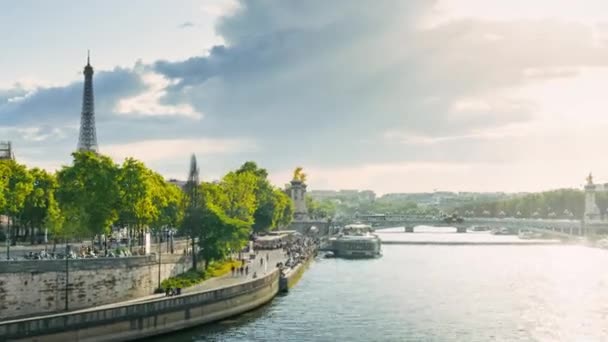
[0,270,280,342]
[0,253,190,320]
[279,253,315,292]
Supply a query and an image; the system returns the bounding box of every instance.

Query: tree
[237,161,278,232]
[0,160,34,242]
[150,177,184,234]
[273,188,294,228]
[117,158,160,247]
[306,195,337,219]
[217,171,258,223]
[56,152,121,241]
[20,168,60,243]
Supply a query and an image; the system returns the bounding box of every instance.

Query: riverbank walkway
[53,248,289,315]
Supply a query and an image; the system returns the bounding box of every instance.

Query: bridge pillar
[456,227,467,233]
[404,226,414,233]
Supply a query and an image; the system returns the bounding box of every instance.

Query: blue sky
[3,0,608,194]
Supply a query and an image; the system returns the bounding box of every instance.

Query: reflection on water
[154,230,608,341]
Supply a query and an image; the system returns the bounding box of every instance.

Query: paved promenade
[55,248,288,314]
[184,249,286,293]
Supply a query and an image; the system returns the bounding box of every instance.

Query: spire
[87,49,90,65]
[77,53,99,153]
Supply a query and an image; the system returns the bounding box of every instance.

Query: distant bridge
[348,214,598,238]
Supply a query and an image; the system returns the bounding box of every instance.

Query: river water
[158,228,608,341]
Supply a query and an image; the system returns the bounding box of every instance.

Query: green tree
[150,177,184,233]
[56,152,121,242]
[237,161,282,232]
[20,168,60,243]
[117,158,159,247]
[217,171,258,223]
[0,160,34,242]
[273,188,294,228]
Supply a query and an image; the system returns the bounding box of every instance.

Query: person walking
[231,265,235,277]
[245,265,249,276]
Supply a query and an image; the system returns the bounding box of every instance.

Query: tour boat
[329,223,382,258]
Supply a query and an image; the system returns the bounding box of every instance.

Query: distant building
[0,141,14,160]
[308,189,376,202]
[77,51,99,153]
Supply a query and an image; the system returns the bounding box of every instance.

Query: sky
[2,0,608,194]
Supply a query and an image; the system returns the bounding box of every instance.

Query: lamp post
[157,229,163,291]
[2,175,9,260]
[4,218,8,260]
[65,243,70,311]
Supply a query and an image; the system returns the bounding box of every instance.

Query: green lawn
[160,259,242,290]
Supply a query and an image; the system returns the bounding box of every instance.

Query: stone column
[290,180,308,221]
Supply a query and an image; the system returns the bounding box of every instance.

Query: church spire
[77,51,99,153]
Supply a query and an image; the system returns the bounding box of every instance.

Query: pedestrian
[266,253,269,262]
[246,265,249,276]
[240,266,244,275]
[231,265,235,276]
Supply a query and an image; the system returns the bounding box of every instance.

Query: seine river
[157,228,608,341]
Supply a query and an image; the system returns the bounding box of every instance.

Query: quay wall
[0,270,280,342]
[0,253,191,320]
[279,255,314,293]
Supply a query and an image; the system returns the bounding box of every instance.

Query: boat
[518,229,543,239]
[329,223,382,258]
[492,227,515,235]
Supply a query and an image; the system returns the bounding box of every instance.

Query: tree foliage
[2,155,295,265]
[456,189,586,218]
[56,152,121,238]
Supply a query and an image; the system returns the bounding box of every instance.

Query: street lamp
[65,243,70,311]
[1,175,9,260]
[157,228,164,291]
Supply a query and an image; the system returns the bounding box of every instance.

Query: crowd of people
[279,234,318,270]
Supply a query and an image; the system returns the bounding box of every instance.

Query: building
[77,51,99,152]
[0,141,14,160]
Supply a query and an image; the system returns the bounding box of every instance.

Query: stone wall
[0,252,191,321]
[0,270,280,342]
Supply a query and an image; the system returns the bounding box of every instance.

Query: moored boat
[329,223,382,258]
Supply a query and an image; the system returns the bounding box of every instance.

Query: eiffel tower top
[84,49,93,75]
[77,51,99,153]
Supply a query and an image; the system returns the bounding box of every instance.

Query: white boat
[329,223,382,258]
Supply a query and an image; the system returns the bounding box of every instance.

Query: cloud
[6,0,608,191]
[115,71,202,119]
[149,1,608,173]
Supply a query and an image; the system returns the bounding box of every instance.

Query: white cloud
[435,0,608,23]
[199,0,239,17]
[115,72,202,119]
[17,126,66,142]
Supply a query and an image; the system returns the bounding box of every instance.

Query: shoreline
[0,246,317,342]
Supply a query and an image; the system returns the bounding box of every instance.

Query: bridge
[350,214,584,237]
[345,174,608,239]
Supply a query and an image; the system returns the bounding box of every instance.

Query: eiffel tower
[77,51,99,152]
